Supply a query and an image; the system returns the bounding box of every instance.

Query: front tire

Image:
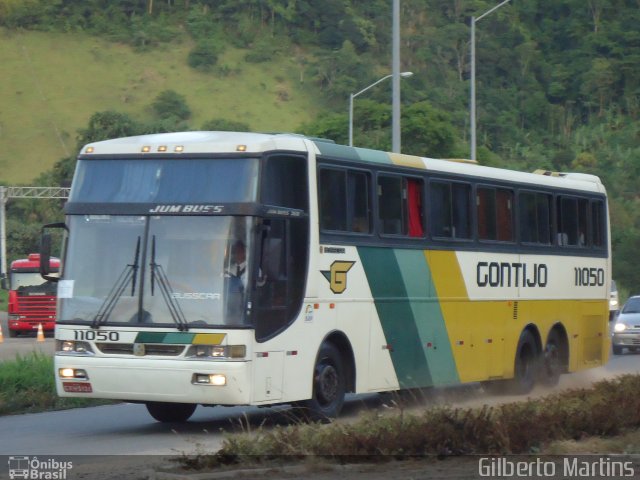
[612,345,624,355]
[145,402,197,422]
[507,330,538,394]
[298,342,346,421]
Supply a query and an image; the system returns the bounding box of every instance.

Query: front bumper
[612,331,640,348]
[54,355,252,405]
[9,319,55,333]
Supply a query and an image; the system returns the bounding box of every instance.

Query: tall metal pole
[470,0,512,161]
[349,93,355,147]
[0,187,6,279]
[391,0,401,153]
[349,72,412,148]
[470,17,476,161]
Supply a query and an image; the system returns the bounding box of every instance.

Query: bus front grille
[95,343,186,356]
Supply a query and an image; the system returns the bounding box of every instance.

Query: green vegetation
[0,28,320,183]
[0,0,638,290]
[0,352,111,415]
[181,375,640,469]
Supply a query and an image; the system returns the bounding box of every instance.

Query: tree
[401,101,457,157]
[151,90,191,121]
[298,113,348,146]
[201,119,251,132]
[187,40,221,71]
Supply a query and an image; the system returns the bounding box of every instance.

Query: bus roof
[80,131,605,195]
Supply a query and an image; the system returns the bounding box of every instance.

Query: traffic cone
[0,322,4,343]
[36,323,45,342]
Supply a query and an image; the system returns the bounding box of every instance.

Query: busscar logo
[321,261,355,294]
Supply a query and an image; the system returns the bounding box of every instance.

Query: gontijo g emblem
[321,261,355,294]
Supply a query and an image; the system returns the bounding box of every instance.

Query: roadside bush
[0,352,110,415]
[203,375,640,467]
[188,40,221,71]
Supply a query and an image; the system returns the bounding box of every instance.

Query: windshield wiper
[150,235,189,331]
[92,237,141,329]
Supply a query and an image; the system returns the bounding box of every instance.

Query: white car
[612,295,640,355]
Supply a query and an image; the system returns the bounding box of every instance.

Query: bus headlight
[185,345,246,359]
[192,373,226,386]
[58,368,88,379]
[56,340,95,355]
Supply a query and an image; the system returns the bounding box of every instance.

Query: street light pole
[349,72,413,147]
[392,0,401,153]
[470,0,512,160]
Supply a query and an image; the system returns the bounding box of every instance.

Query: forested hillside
[0,0,638,291]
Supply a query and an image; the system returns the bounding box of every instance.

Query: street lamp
[349,71,413,147]
[470,0,512,160]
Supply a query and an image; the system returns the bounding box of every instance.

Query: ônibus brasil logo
[8,456,72,480]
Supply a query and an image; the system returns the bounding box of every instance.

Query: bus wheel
[507,330,538,395]
[300,342,346,421]
[145,402,197,422]
[539,330,564,387]
[8,329,18,338]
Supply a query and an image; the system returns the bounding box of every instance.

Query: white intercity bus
[41,131,611,422]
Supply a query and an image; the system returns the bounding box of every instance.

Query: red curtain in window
[407,179,424,237]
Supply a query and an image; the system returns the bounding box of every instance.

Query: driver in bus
[226,241,247,291]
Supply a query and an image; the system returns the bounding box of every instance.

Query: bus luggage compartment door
[253,351,284,402]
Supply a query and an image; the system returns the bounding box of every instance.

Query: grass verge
[182,375,640,469]
[0,351,111,415]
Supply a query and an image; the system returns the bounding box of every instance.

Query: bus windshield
[59,215,253,327]
[70,158,259,203]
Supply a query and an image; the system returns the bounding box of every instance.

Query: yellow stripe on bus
[389,152,426,170]
[192,333,226,345]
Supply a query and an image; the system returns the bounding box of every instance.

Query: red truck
[4,253,59,337]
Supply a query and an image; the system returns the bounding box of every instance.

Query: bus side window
[262,155,308,211]
[430,181,452,238]
[319,167,371,234]
[431,180,471,240]
[591,200,606,248]
[319,169,347,231]
[477,187,514,242]
[519,191,552,245]
[378,175,406,235]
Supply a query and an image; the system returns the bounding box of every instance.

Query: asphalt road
[1,350,639,458]
[0,312,55,360]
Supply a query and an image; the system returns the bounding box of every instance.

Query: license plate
[62,382,93,393]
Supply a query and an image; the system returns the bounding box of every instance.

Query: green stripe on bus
[354,147,393,164]
[135,332,194,344]
[313,142,362,162]
[358,247,432,388]
[393,249,460,386]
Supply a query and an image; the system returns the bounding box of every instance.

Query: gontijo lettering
[477,262,548,288]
